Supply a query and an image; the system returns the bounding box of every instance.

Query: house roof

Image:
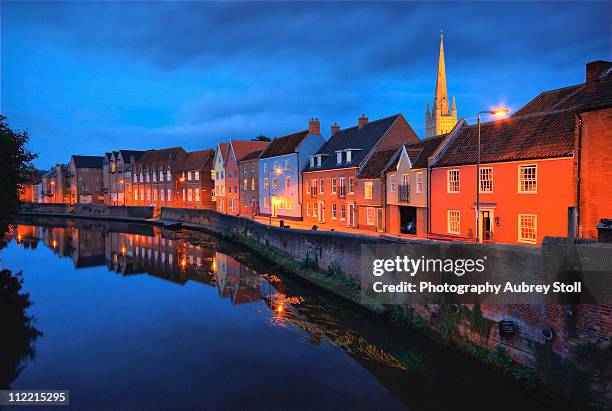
[72,155,104,169]
[259,130,309,159]
[434,109,576,167]
[230,140,270,162]
[181,149,215,170]
[240,149,265,162]
[357,148,399,179]
[303,114,402,172]
[513,64,612,117]
[137,147,186,169]
[118,150,146,163]
[218,143,229,162]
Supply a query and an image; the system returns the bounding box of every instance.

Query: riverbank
[17,206,612,409]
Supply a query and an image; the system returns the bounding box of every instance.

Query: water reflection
[3,219,560,411]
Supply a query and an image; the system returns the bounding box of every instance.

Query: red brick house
[238,149,265,217]
[225,140,269,215]
[302,114,419,232]
[180,149,216,209]
[132,147,187,209]
[69,155,105,205]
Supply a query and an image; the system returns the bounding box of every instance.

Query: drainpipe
[576,113,583,238]
[427,165,432,237]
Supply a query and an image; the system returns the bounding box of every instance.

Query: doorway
[376,208,384,232]
[347,203,355,227]
[479,210,493,242]
[399,206,417,234]
[318,201,325,223]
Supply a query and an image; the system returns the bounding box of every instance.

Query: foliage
[0,115,37,227]
[252,135,271,142]
[0,269,42,388]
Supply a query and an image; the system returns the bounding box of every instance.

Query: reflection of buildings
[213,251,274,305]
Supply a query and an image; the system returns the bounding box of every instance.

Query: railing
[398,184,409,202]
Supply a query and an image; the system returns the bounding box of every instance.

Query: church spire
[434,30,449,115]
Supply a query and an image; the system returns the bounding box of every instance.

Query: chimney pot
[331,122,341,136]
[309,118,321,135]
[586,60,612,88]
[358,114,369,129]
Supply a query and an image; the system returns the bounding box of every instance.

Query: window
[309,158,314,168]
[251,178,256,191]
[336,152,342,164]
[146,189,151,201]
[331,203,337,219]
[340,204,346,220]
[274,161,279,170]
[160,171,164,182]
[133,174,137,183]
[285,159,290,170]
[153,172,157,182]
[285,176,291,189]
[447,210,460,234]
[331,178,337,193]
[243,178,248,190]
[160,189,165,201]
[272,178,278,189]
[348,177,355,194]
[134,190,138,201]
[244,164,248,173]
[366,207,375,225]
[390,175,396,192]
[311,179,318,195]
[263,163,268,173]
[364,182,373,199]
[182,189,186,201]
[140,189,144,200]
[285,197,292,209]
[312,202,317,217]
[227,171,231,179]
[518,214,537,244]
[264,178,269,189]
[264,197,269,209]
[194,171,199,180]
[167,190,171,200]
[416,172,423,193]
[153,189,157,201]
[251,163,255,173]
[146,173,150,183]
[519,165,537,193]
[167,171,171,181]
[306,202,310,216]
[447,170,460,193]
[339,177,346,197]
[195,189,200,201]
[479,167,493,193]
[402,173,409,187]
[278,198,284,209]
[316,156,322,167]
[346,150,352,162]
[319,179,324,193]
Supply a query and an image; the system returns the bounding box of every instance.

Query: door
[480,210,493,241]
[376,208,384,232]
[318,201,325,223]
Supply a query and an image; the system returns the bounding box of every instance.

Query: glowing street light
[267,167,283,226]
[476,108,510,243]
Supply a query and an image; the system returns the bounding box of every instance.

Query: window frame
[518,164,537,194]
[447,210,460,234]
[447,169,460,193]
[518,213,538,244]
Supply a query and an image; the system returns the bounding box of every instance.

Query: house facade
[104,150,145,206]
[69,155,105,205]
[225,140,269,215]
[238,150,263,217]
[257,119,326,220]
[38,165,69,204]
[180,149,216,209]
[302,114,419,232]
[213,143,229,213]
[385,134,447,237]
[132,147,187,209]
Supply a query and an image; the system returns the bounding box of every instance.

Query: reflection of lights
[52,240,57,248]
[121,246,126,256]
[277,304,284,314]
[17,234,22,241]
[212,258,217,272]
[181,259,187,268]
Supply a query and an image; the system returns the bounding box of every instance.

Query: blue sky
[2,1,609,169]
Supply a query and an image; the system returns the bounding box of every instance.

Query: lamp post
[476,109,509,243]
[268,167,282,226]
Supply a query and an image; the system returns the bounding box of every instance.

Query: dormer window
[316,156,322,167]
[346,150,352,162]
[309,157,315,168]
[336,152,342,164]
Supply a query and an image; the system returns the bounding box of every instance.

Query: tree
[0,115,37,227]
[252,135,271,142]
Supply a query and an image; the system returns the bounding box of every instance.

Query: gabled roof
[71,155,104,169]
[118,150,146,163]
[260,130,309,159]
[239,149,265,162]
[137,147,186,168]
[181,149,215,170]
[303,114,402,172]
[434,109,576,168]
[357,149,398,179]
[513,64,612,117]
[218,143,229,162]
[229,140,270,162]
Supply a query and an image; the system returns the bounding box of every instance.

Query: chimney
[331,122,340,136]
[586,60,612,88]
[309,118,321,135]
[358,114,368,129]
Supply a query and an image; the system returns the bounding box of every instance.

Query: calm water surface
[1,218,558,411]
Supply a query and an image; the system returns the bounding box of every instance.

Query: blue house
[258,119,326,220]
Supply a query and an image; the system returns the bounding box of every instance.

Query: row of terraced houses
[22,44,611,245]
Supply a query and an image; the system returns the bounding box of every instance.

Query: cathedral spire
[434,30,449,115]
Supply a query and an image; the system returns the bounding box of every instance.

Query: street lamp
[476,109,509,243]
[268,167,283,226]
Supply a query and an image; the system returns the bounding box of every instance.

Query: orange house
[302,114,419,232]
[224,140,269,215]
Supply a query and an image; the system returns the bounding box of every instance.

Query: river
[0,217,559,411]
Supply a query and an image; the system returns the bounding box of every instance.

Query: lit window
[285,176,291,189]
[272,178,278,189]
[364,182,373,199]
[447,210,460,234]
[305,202,310,216]
[194,171,199,180]
[366,207,375,225]
[519,165,537,193]
[447,170,460,193]
[167,189,171,200]
[182,189,186,201]
[286,197,291,209]
[518,214,537,244]
[167,171,171,181]
[331,203,337,219]
[195,189,200,201]
[160,189,165,201]
[416,172,423,193]
[134,190,138,201]
[251,178,255,191]
[160,171,164,182]
[264,178,269,189]
[243,178,248,190]
[390,175,396,192]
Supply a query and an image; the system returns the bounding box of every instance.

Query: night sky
[2,1,610,169]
